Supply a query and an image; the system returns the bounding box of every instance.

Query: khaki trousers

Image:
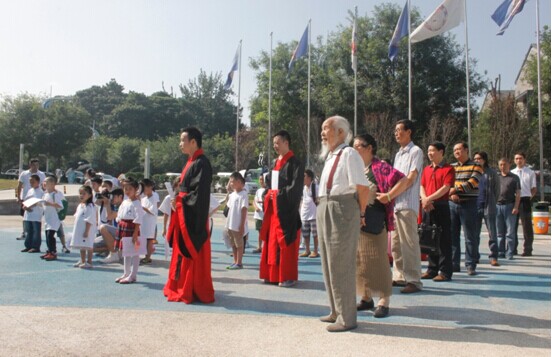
[317,194,359,328]
[391,210,422,289]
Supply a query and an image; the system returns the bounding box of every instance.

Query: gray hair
[329,115,352,145]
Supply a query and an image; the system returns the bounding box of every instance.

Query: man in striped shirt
[449,142,484,276]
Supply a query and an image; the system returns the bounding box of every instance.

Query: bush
[125,172,144,182]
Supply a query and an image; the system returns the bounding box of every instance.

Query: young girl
[71,185,97,269]
[115,178,144,284]
[139,179,158,265]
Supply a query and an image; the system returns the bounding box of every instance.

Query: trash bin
[533,201,551,235]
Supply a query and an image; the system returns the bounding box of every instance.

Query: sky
[0,0,550,126]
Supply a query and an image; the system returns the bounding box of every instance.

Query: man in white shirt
[511,152,537,256]
[16,158,46,240]
[316,116,374,333]
[388,120,424,293]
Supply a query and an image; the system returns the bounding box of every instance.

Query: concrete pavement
[0,213,550,356]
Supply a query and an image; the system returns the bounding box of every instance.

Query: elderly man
[317,116,374,333]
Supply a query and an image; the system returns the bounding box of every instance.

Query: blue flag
[388,1,409,61]
[491,0,527,36]
[224,44,240,90]
[288,24,309,72]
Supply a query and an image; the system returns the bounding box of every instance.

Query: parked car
[2,168,20,179]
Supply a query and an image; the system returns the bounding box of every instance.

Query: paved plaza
[0,209,550,356]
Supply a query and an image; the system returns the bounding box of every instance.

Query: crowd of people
[15,118,539,333]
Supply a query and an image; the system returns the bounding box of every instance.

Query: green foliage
[179,70,238,137]
[525,26,551,167]
[202,132,234,173]
[249,4,487,164]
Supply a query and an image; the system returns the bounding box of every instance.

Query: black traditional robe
[259,151,304,282]
[164,149,214,303]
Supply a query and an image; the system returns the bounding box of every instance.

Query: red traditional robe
[164,149,214,304]
[259,151,304,283]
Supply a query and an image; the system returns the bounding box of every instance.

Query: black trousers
[514,197,534,254]
[46,230,57,253]
[423,201,452,278]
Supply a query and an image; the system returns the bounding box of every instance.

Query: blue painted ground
[0,218,550,348]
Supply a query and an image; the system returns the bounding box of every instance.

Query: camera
[95,190,112,200]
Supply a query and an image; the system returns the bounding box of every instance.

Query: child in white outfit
[71,186,97,269]
[41,176,64,261]
[115,178,144,284]
[140,179,159,265]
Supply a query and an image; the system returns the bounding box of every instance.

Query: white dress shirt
[318,144,369,197]
[511,166,536,198]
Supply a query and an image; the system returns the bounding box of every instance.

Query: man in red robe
[260,130,304,287]
[164,127,214,304]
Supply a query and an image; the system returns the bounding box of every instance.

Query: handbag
[418,223,441,254]
[223,205,229,217]
[361,200,386,235]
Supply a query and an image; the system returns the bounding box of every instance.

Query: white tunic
[71,203,97,249]
[42,191,63,231]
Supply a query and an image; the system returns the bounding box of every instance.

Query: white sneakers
[100,252,120,264]
[73,261,93,269]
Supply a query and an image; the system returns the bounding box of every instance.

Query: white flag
[410,0,465,44]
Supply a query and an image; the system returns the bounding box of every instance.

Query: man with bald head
[317,116,375,333]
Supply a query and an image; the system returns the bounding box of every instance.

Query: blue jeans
[476,211,498,259]
[24,220,42,250]
[496,203,516,258]
[450,199,479,269]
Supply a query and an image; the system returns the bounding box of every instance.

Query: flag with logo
[224,44,240,90]
[388,1,409,61]
[492,0,527,35]
[288,24,309,72]
[410,0,465,43]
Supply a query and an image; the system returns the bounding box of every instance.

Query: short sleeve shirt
[226,190,249,234]
[318,144,369,197]
[420,162,456,202]
[511,166,536,198]
[253,188,266,220]
[393,142,424,213]
[497,173,521,204]
[18,170,46,200]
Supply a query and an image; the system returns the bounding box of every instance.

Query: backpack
[53,192,69,221]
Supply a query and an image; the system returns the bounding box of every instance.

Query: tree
[249,3,487,166]
[179,70,237,137]
[74,79,127,136]
[526,26,551,168]
[473,94,533,165]
[0,94,91,170]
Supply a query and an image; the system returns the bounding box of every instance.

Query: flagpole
[235,40,242,171]
[536,0,544,201]
[353,6,358,136]
[268,32,273,169]
[407,0,412,122]
[307,19,311,169]
[464,0,472,157]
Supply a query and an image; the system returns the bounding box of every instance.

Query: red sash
[167,149,204,260]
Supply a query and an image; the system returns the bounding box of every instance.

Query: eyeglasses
[473,157,482,161]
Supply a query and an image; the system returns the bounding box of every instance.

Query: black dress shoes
[356,299,375,311]
[374,306,389,318]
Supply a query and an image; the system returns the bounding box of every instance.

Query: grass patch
[0,179,18,191]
